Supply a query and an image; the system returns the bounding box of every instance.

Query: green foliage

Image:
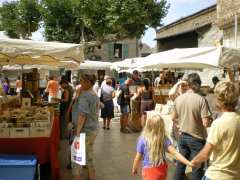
[40,0,169,43]
[0,1,20,38]
[0,0,41,39]
[0,0,169,43]
[80,0,169,41]
[40,0,94,43]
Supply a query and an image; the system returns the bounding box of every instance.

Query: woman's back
[141,87,153,100]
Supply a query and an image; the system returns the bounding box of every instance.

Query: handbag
[71,133,86,165]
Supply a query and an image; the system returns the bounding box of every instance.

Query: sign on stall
[71,133,86,165]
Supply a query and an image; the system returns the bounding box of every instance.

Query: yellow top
[206,112,240,180]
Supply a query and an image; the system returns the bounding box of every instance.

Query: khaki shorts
[72,131,98,178]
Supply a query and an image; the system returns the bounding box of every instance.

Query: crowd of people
[132,72,240,180]
[3,70,238,180]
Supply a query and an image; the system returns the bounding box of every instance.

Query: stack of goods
[0,106,52,138]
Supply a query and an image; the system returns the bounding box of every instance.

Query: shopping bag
[71,133,86,165]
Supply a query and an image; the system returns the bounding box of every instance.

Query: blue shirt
[72,89,100,134]
[136,136,172,167]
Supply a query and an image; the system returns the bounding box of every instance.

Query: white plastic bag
[71,133,86,165]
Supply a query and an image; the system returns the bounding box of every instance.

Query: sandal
[121,128,130,133]
[102,127,106,130]
[106,127,110,130]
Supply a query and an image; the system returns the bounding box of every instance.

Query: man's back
[174,91,211,139]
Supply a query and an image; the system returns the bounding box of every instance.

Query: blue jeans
[202,176,210,180]
[174,133,205,180]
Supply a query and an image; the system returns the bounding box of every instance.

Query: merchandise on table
[0,106,52,138]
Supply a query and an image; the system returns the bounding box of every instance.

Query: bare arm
[171,109,178,124]
[168,145,192,167]
[62,90,69,102]
[112,91,115,98]
[202,117,212,128]
[45,82,50,92]
[76,114,86,137]
[191,143,214,167]
[132,152,142,175]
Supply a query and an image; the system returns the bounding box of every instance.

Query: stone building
[91,38,139,62]
[156,5,223,52]
[217,0,240,48]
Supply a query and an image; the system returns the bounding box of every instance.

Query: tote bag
[71,133,86,165]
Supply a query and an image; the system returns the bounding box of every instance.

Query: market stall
[0,108,60,180]
[126,46,240,132]
[0,38,85,180]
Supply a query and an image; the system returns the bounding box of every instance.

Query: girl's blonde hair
[141,112,166,166]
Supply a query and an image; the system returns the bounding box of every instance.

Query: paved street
[59,118,176,180]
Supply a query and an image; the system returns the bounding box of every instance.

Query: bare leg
[120,115,124,131]
[123,113,129,130]
[74,175,81,180]
[107,118,111,129]
[103,118,106,129]
[141,114,147,128]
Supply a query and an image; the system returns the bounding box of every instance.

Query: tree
[40,0,94,43]
[40,0,169,43]
[81,0,169,42]
[0,0,41,39]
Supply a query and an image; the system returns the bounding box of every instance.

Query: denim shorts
[120,104,130,114]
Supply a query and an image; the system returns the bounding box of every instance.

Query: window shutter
[107,43,114,61]
[123,44,129,59]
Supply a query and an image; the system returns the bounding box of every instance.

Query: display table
[0,114,60,180]
[153,86,172,104]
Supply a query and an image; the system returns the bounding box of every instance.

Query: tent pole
[235,14,238,48]
[21,65,24,81]
[151,69,154,86]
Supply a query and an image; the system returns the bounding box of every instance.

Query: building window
[114,43,122,58]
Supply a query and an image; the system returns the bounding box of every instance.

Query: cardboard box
[0,128,10,137]
[22,98,31,108]
[30,127,51,137]
[10,128,29,138]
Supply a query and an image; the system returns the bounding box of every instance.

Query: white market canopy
[111,57,143,71]
[0,38,84,68]
[136,46,240,70]
[79,60,112,70]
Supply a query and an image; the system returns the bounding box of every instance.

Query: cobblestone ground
[59,118,176,180]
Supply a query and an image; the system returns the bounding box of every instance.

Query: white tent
[79,60,112,70]
[136,46,240,70]
[111,57,143,71]
[0,38,84,67]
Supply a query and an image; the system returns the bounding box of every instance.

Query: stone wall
[222,24,240,48]
[198,25,223,47]
[94,38,139,62]
[156,6,216,39]
[217,0,240,28]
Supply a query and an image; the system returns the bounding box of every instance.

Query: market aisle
[59,119,176,180]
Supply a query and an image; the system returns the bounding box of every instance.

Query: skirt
[142,163,168,180]
[101,100,114,119]
[140,99,154,115]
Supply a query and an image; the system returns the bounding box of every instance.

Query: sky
[0,0,217,46]
[142,0,217,48]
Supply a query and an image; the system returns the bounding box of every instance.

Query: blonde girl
[132,112,192,180]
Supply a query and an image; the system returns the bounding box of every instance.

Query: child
[132,112,192,180]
